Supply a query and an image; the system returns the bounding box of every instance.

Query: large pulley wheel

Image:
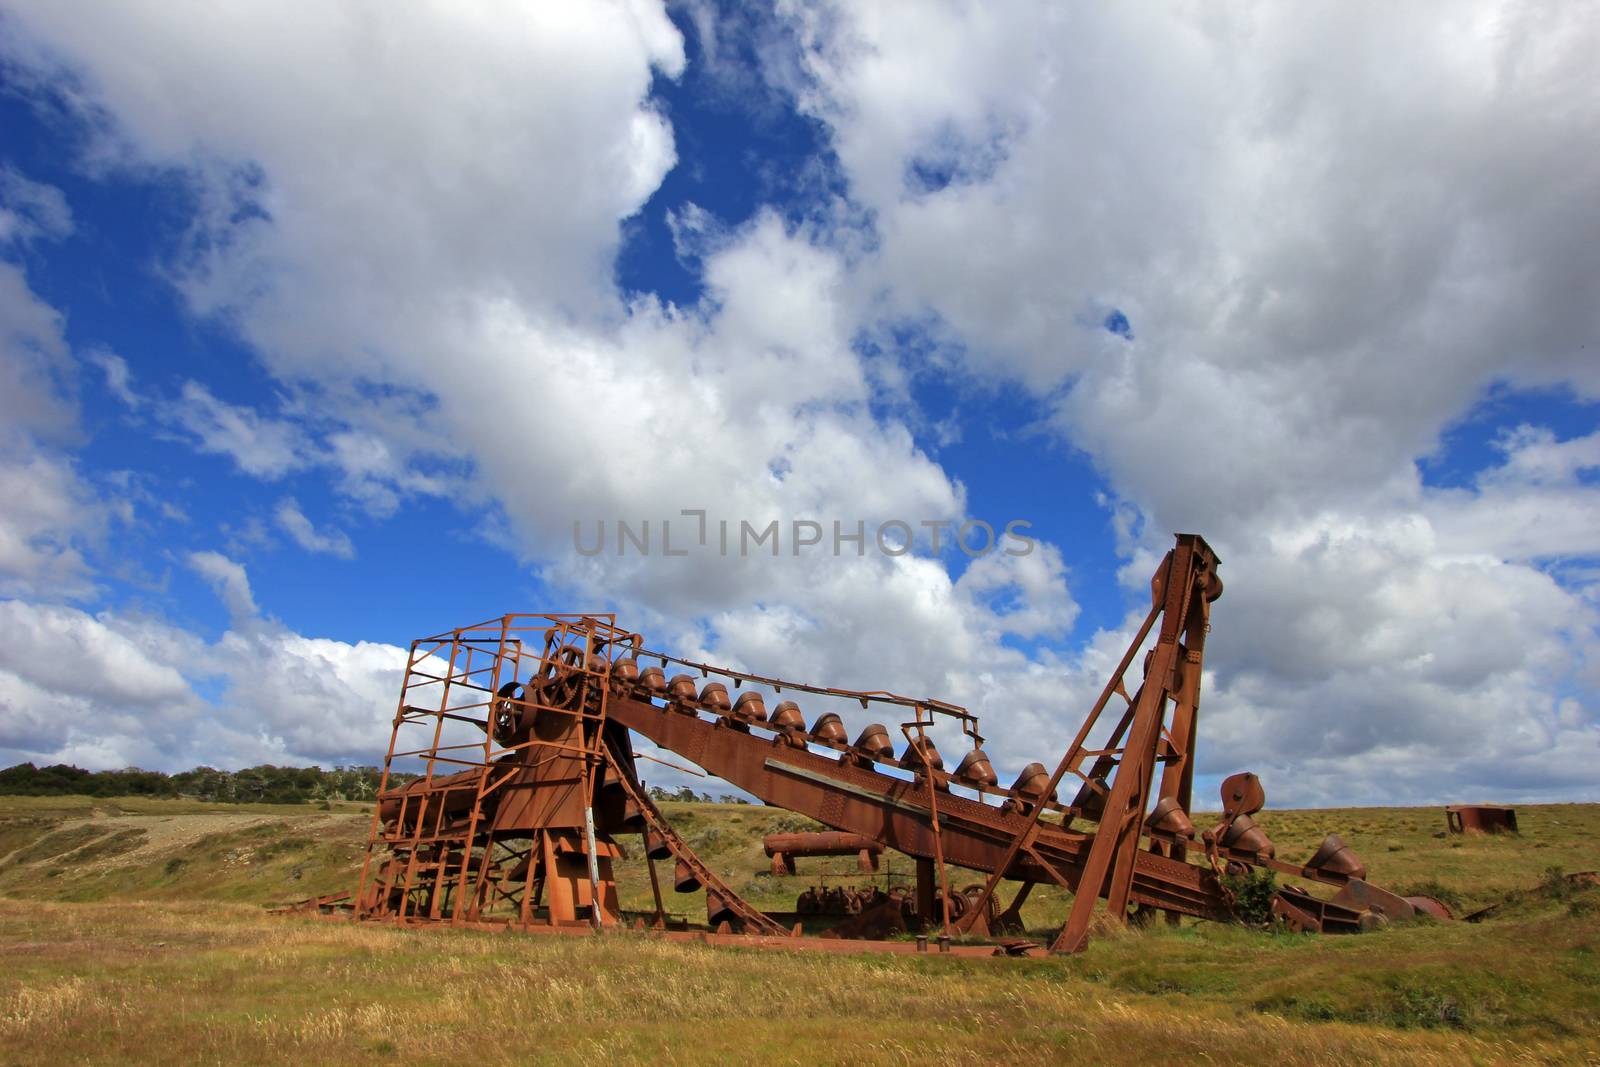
[536,644,589,712]
[492,681,527,744]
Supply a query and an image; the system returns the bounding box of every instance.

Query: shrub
[1222,867,1278,926]
[1537,866,1572,900]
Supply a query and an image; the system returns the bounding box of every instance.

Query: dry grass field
[0,794,1597,1065]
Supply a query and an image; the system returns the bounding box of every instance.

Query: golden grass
[0,899,1594,1066]
[0,796,1597,1064]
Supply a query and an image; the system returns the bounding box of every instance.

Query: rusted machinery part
[763,831,883,859]
[953,748,998,788]
[828,895,910,940]
[766,831,881,875]
[1271,885,1382,934]
[1148,796,1195,838]
[1036,538,1222,956]
[1304,833,1366,881]
[602,747,791,938]
[958,882,1001,930]
[852,724,893,760]
[1329,878,1424,922]
[1272,880,1454,932]
[269,891,352,915]
[607,691,1233,921]
[617,638,971,723]
[533,644,589,709]
[768,699,805,730]
[817,887,915,939]
[604,658,1060,815]
[377,767,480,827]
[1215,812,1276,858]
[611,646,1018,805]
[1203,773,1276,861]
[492,680,527,742]
[667,673,698,704]
[1219,771,1266,817]
[1445,804,1518,834]
[897,736,944,771]
[643,827,673,860]
[810,712,848,744]
[795,887,818,914]
[1405,895,1453,921]
[811,882,982,939]
[610,657,639,688]
[732,691,766,723]
[707,888,757,927]
[637,664,667,695]
[795,885,888,918]
[1000,762,1055,814]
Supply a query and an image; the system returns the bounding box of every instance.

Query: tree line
[0,762,405,804]
[0,763,754,806]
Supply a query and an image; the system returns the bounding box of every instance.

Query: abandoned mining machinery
[352,534,1446,956]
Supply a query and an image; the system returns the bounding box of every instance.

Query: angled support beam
[1052,534,1219,953]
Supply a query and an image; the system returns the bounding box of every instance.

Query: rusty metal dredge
[354,534,1439,954]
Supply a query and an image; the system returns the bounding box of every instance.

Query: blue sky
[0,56,1125,646]
[0,2,1596,806]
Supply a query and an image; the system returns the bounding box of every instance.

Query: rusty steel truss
[353,534,1445,955]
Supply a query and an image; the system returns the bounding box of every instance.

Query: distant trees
[0,762,400,804]
[0,761,753,805]
[644,784,751,805]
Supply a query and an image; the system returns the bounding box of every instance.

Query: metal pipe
[583,801,603,928]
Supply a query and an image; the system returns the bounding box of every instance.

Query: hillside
[3,793,1596,921]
